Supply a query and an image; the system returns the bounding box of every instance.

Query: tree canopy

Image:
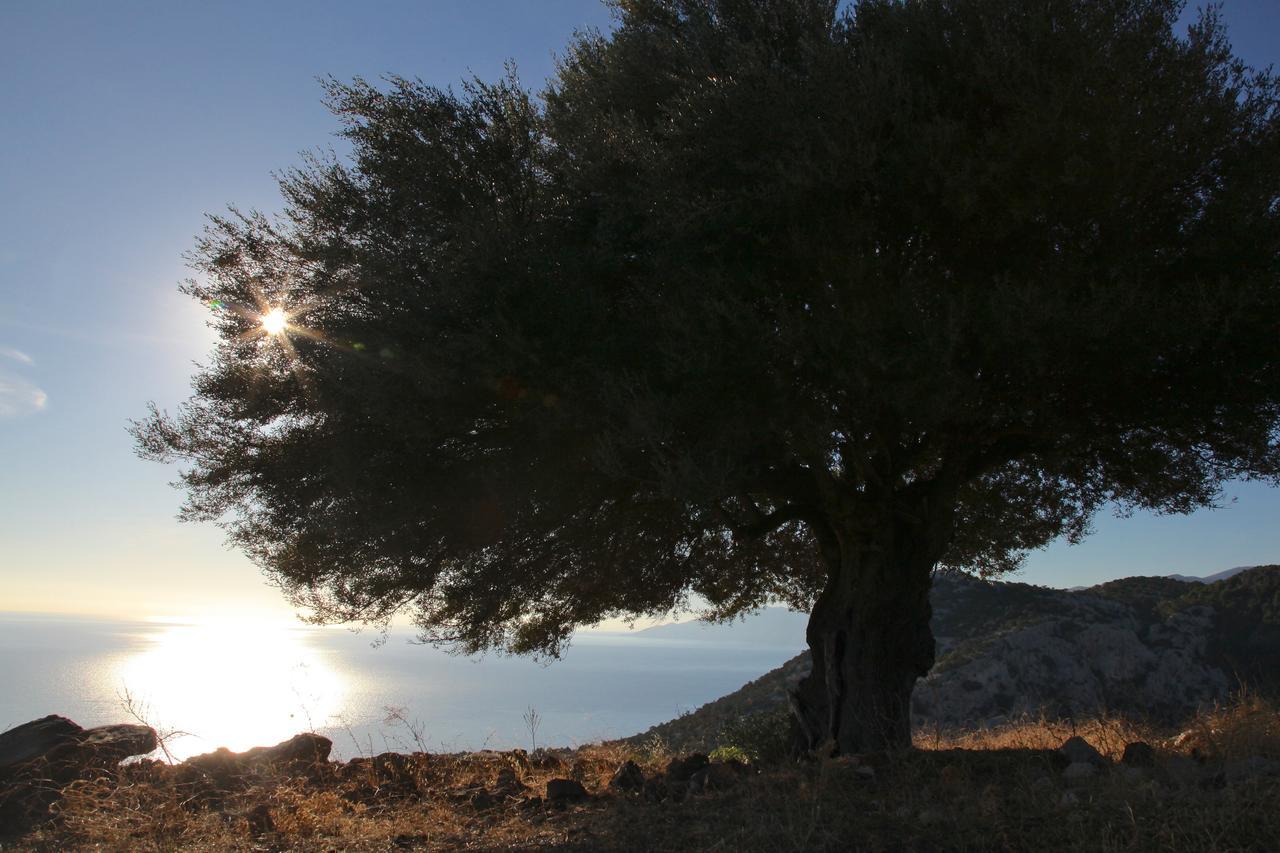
[136,0,1280,750]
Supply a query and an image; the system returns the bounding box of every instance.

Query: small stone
[545,778,588,803]
[853,765,876,782]
[1058,736,1107,768]
[609,760,645,791]
[1057,790,1080,808]
[1121,742,1156,768]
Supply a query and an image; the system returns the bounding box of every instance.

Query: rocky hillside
[631,566,1280,752]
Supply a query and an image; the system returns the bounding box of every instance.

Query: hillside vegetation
[632,567,1280,754]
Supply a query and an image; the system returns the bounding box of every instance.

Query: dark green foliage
[930,572,1070,640]
[1163,566,1280,694]
[716,709,794,764]
[134,0,1280,745]
[1091,575,1200,624]
[1164,566,1280,626]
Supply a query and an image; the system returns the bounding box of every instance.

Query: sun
[261,307,288,335]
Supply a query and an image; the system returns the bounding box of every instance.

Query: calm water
[0,614,801,760]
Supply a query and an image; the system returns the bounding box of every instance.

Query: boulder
[186,732,331,774]
[494,766,526,796]
[0,716,158,836]
[182,733,332,788]
[1058,736,1108,768]
[0,716,83,773]
[665,753,710,783]
[469,788,498,810]
[545,778,588,804]
[0,716,156,777]
[609,760,645,792]
[642,776,668,803]
[1121,741,1157,768]
[688,760,746,795]
[242,732,331,766]
[73,724,159,763]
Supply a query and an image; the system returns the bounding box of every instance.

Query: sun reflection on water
[113,620,345,760]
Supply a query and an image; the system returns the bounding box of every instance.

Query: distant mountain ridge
[629,565,1280,752]
[1164,565,1256,584]
[631,566,1259,646]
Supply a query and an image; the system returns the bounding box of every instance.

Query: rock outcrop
[175,733,334,793]
[0,715,158,834]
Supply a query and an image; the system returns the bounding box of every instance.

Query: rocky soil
[4,701,1280,851]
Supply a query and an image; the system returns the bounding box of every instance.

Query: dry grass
[6,696,1280,852]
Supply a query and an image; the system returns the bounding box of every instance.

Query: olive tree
[135,0,1280,752]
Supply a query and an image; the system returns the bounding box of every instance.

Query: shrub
[716,710,793,764]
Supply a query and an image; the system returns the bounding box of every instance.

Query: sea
[0,612,804,761]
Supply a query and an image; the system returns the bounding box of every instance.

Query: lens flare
[261,307,288,335]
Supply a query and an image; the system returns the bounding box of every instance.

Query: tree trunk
[790,531,938,754]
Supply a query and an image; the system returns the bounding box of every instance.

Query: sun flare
[114,620,345,759]
[261,307,288,335]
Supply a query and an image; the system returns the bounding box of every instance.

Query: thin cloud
[0,372,48,418]
[0,345,34,365]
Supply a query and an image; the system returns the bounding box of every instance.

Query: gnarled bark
[790,507,944,754]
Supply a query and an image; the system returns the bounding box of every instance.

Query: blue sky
[1,1,1277,620]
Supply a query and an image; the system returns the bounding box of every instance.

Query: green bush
[716,709,793,764]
